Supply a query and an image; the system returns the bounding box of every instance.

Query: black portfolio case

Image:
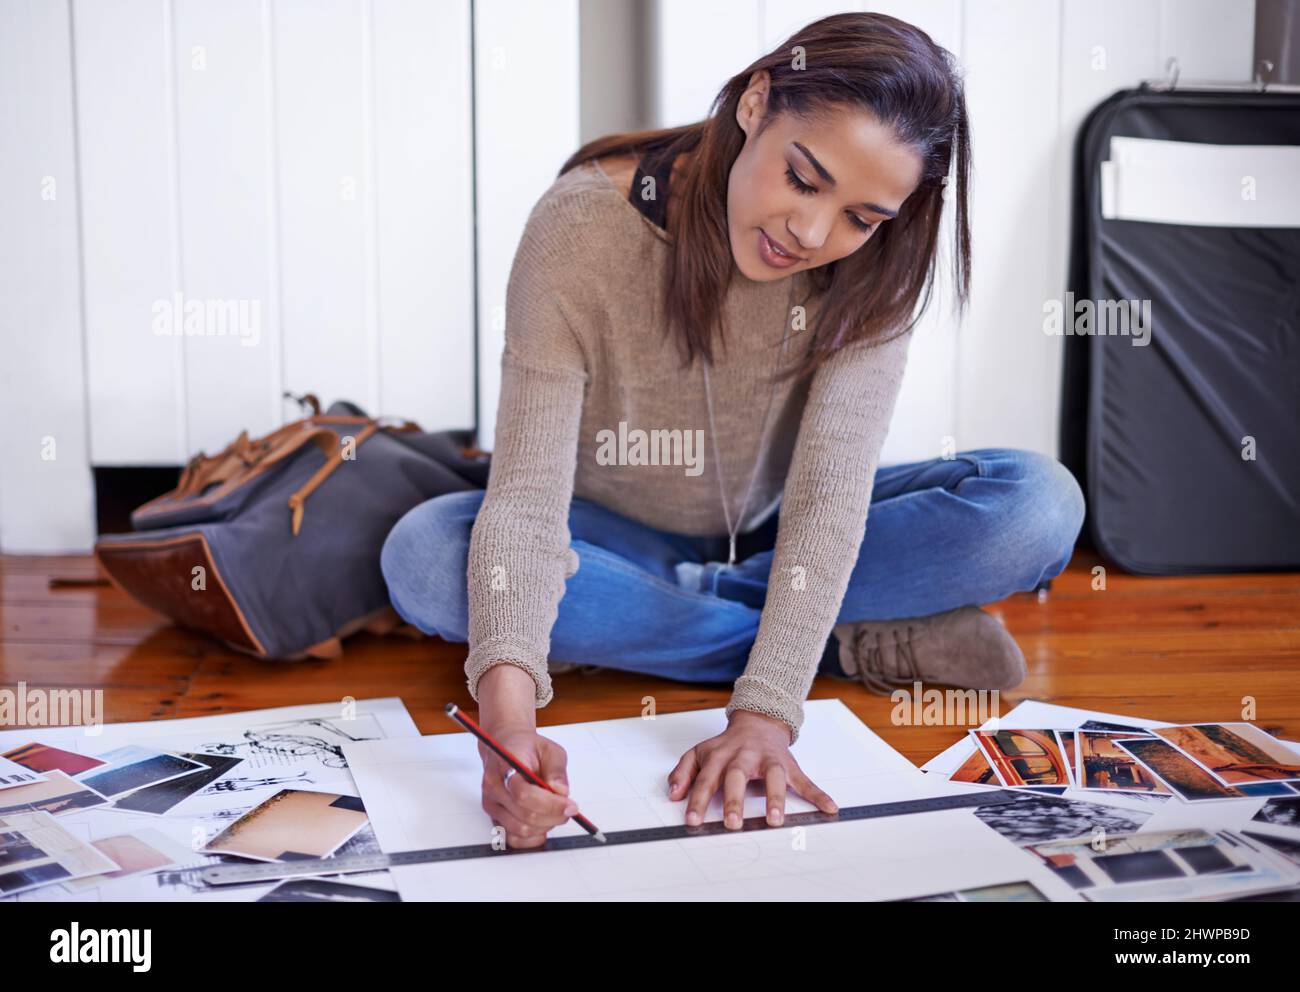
[1059,86,1300,573]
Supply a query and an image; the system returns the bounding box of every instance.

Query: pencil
[445,702,607,843]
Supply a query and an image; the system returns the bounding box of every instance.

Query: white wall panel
[956,0,1062,456]
[1160,0,1256,80]
[0,0,96,552]
[763,0,856,47]
[3,0,477,550]
[272,0,373,413]
[173,0,280,455]
[373,0,476,431]
[75,0,187,465]
[653,0,764,127]
[474,0,581,450]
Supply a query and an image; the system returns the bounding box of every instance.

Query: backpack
[95,400,489,659]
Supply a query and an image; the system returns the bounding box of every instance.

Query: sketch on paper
[198,716,385,773]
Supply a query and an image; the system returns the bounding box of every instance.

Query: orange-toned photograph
[1154,723,1300,785]
[1077,732,1170,794]
[952,746,1000,787]
[1116,738,1246,802]
[971,729,1069,788]
[204,789,369,863]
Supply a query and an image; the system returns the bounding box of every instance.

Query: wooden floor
[1,551,1298,765]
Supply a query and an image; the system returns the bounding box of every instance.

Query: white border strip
[1101,136,1300,228]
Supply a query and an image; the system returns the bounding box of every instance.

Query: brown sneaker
[831,606,1026,695]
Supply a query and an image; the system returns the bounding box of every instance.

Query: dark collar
[628,150,675,231]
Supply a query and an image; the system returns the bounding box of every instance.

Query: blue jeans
[381,448,1085,684]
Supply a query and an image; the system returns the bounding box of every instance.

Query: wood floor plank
[1,553,1297,773]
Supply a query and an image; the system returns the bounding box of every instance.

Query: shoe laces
[853,624,923,695]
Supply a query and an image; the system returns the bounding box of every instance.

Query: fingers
[479,747,577,852]
[481,773,574,850]
[789,761,838,815]
[667,748,700,801]
[763,764,788,826]
[722,765,748,829]
[502,766,576,823]
[688,754,760,830]
[685,756,725,827]
[535,737,571,797]
[483,800,549,849]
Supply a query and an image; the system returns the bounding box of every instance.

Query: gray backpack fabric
[96,401,488,659]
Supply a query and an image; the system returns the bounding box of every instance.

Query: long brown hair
[560,11,971,382]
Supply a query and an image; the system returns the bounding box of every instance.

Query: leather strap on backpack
[142,424,340,526]
[286,418,420,536]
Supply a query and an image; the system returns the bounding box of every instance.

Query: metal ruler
[201,789,1020,887]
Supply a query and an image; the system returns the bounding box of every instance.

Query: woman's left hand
[668,710,838,829]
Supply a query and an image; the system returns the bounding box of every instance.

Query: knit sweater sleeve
[725,328,914,743]
[463,192,591,708]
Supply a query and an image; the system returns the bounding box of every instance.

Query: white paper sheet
[344,699,1080,901]
[0,698,417,902]
[1102,136,1300,227]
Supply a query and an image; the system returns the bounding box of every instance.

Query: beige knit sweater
[465,158,913,743]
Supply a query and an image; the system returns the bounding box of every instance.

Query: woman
[382,13,1084,847]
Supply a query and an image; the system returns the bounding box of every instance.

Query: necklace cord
[702,280,796,567]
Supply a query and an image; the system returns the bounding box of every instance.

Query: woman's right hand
[475,664,577,849]
[477,725,575,849]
